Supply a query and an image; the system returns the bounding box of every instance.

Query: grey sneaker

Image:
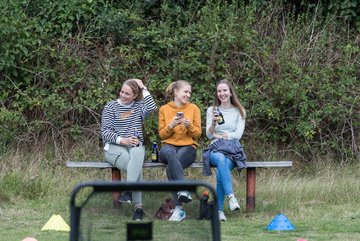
[169,207,186,221]
[218,210,227,222]
[229,196,240,211]
[177,191,192,203]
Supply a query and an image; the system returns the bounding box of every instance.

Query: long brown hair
[122,79,143,101]
[213,79,246,119]
[165,80,191,102]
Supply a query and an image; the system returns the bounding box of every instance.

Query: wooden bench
[67,160,292,211]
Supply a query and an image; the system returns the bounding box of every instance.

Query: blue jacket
[202,139,247,176]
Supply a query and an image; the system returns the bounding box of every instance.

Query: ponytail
[165,80,191,102]
[165,82,175,102]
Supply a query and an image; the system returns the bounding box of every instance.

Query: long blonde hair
[213,79,246,119]
[165,80,191,102]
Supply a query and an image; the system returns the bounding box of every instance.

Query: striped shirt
[101,92,157,145]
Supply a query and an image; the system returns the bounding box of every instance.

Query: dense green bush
[0,0,359,161]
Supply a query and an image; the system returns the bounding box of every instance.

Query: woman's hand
[132,79,145,89]
[121,136,140,146]
[168,116,182,129]
[211,110,219,125]
[179,118,190,128]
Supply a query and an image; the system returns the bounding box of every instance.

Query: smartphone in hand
[176,112,184,119]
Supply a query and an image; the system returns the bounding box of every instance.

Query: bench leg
[246,167,256,212]
[111,168,121,208]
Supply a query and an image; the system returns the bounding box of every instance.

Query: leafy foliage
[0,0,359,161]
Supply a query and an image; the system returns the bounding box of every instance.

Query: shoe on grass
[177,191,192,203]
[169,206,186,221]
[218,210,227,222]
[119,191,132,204]
[132,208,144,221]
[228,196,240,211]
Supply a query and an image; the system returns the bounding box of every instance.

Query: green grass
[1,145,360,241]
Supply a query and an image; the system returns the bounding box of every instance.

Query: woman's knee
[129,145,145,157]
[178,147,196,168]
[210,152,226,165]
[160,146,176,162]
[105,150,129,171]
[225,158,236,170]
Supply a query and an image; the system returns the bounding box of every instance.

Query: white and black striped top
[101,93,157,145]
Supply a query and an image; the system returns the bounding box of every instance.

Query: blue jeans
[209,151,236,211]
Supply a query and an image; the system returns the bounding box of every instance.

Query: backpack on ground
[154,198,175,220]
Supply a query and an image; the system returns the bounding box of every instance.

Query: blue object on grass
[267,213,295,231]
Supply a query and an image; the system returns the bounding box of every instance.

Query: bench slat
[66,161,292,169]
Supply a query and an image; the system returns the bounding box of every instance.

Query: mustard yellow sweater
[158,101,202,148]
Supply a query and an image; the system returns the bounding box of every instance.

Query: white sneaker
[177,191,192,203]
[218,210,227,222]
[229,197,240,211]
[169,206,186,221]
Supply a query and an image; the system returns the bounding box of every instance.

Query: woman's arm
[158,106,175,140]
[226,112,245,140]
[142,90,157,117]
[101,103,119,144]
[186,105,202,139]
[206,107,218,139]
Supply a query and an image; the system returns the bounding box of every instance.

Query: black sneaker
[119,191,132,204]
[132,208,144,221]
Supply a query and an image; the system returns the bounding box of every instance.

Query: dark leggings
[159,144,196,205]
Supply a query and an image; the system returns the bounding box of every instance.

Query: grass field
[1,145,360,241]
